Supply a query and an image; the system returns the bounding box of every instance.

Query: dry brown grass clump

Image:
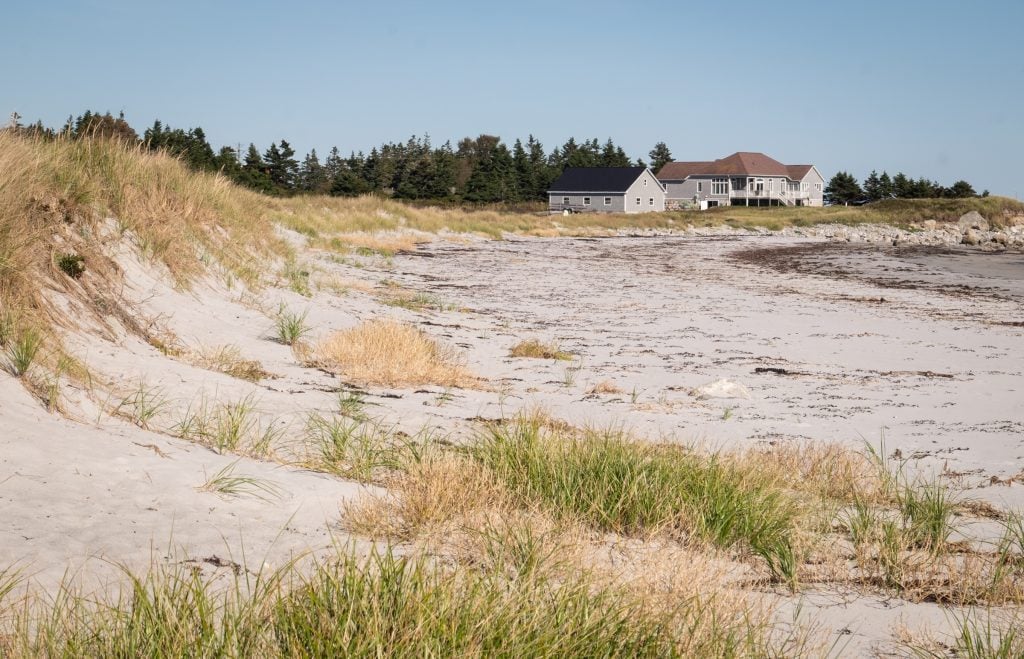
[509,338,573,360]
[313,319,479,388]
[318,231,428,256]
[588,379,623,395]
[188,344,272,382]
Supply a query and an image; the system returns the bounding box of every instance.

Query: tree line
[8,110,678,203]
[824,169,985,205]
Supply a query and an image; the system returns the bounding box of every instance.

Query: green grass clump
[473,416,800,583]
[274,306,309,346]
[4,327,42,377]
[55,253,86,278]
[269,550,682,657]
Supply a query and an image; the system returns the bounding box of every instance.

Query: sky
[2,0,1023,196]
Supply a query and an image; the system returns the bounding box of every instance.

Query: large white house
[657,152,825,209]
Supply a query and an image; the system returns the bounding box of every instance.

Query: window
[643,178,648,187]
[604,197,612,206]
[802,182,809,191]
[697,182,703,192]
[814,183,822,191]
[635,197,641,205]
[648,198,654,206]
[583,197,591,206]
[711,178,728,195]
[562,197,570,205]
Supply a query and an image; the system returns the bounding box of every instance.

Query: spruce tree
[648,142,673,173]
[824,172,863,205]
[878,171,894,199]
[863,170,881,201]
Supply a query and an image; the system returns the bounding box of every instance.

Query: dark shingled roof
[548,167,648,193]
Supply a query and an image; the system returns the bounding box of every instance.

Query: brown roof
[655,161,714,180]
[786,165,813,180]
[657,152,810,180]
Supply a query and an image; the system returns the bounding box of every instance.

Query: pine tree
[264,140,299,193]
[648,142,673,173]
[465,139,517,202]
[824,171,863,205]
[878,171,894,199]
[214,146,242,179]
[948,180,976,198]
[241,144,273,193]
[863,170,881,201]
[324,147,344,184]
[299,149,327,193]
[892,172,912,198]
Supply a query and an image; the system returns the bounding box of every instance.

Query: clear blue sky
[2,0,1022,195]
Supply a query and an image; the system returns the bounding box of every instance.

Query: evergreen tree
[241,144,273,193]
[324,146,344,184]
[892,172,912,198]
[648,142,673,173]
[299,149,328,193]
[526,135,552,200]
[214,146,242,179]
[264,140,298,192]
[863,170,881,201]
[878,171,894,199]
[464,139,516,202]
[824,171,863,205]
[428,142,457,198]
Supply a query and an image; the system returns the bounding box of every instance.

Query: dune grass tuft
[313,319,478,388]
[509,338,573,360]
[473,415,801,583]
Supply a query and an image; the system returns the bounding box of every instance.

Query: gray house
[657,152,825,209]
[548,167,666,214]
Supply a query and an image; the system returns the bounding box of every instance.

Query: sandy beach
[3,231,1023,654]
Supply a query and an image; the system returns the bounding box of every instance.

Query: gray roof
[548,167,647,193]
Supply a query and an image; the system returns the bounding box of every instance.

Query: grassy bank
[674,196,1024,232]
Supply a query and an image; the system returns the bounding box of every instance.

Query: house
[547,167,666,214]
[657,152,825,209]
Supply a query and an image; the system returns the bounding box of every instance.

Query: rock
[692,379,752,400]
[922,220,937,230]
[958,211,989,232]
[994,232,1009,246]
[962,228,983,246]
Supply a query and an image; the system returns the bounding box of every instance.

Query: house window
[562,197,570,205]
[635,197,641,205]
[802,182,809,191]
[711,178,728,195]
[583,197,591,206]
[697,182,703,192]
[604,197,612,205]
[814,183,822,191]
[643,178,648,187]
[648,198,654,206]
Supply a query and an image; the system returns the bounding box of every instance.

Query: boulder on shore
[958,211,989,232]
